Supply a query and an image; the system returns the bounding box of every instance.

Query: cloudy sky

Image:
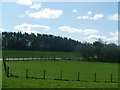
[1,0,119,44]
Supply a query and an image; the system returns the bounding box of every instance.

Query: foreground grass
[0,61,2,89]
[2,60,118,88]
[3,76,118,88]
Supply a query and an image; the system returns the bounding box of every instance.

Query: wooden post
[111,73,113,83]
[43,70,46,79]
[94,72,96,82]
[77,72,80,81]
[54,57,55,60]
[3,57,7,73]
[60,70,63,80]
[6,67,9,78]
[26,69,28,79]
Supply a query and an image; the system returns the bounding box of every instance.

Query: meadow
[2,50,119,88]
[2,50,81,59]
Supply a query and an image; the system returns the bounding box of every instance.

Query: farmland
[2,50,119,88]
[2,50,81,59]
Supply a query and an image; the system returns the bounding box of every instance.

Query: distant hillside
[2,32,79,52]
[2,32,120,63]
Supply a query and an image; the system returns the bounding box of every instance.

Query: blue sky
[1,0,119,44]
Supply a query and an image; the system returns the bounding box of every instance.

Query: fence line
[5,67,116,83]
[2,58,116,83]
[2,57,81,61]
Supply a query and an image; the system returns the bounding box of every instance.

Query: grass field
[0,61,2,89]
[3,60,118,88]
[2,50,119,88]
[2,50,81,59]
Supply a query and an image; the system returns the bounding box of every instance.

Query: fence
[2,57,117,83]
[2,57,72,61]
[5,67,116,83]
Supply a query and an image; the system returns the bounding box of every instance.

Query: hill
[2,32,120,63]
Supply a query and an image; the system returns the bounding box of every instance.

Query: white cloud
[77,13,103,20]
[106,32,118,45]
[30,2,41,10]
[59,25,118,45]
[77,16,89,19]
[90,14,103,20]
[0,27,4,32]
[87,11,92,15]
[59,26,98,35]
[87,31,119,45]
[77,11,103,20]
[26,8,63,19]
[72,9,78,14]
[108,13,119,21]
[18,1,63,19]
[88,34,106,41]
[109,31,118,37]
[14,23,51,34]
[0,27,9,33]
[108,31,118,43]
[16,0,41,10]
[16,0,32,6]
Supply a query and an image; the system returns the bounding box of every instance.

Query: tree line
[2,32,120,63]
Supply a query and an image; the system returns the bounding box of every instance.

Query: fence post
[111,73,113,83]
[6,67,9,78]
[26,69,28,79]
[77,72,80,81]
[3,57,7,73]
[43,70,46,79]
[54,57,55,60]
[94,72,96,82]
[60,70,63,80]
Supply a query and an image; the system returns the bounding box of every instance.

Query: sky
[0,0,119,44]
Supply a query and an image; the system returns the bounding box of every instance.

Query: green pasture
[3,60,118,88]
[2,50,80,59]
[2,50,119,88]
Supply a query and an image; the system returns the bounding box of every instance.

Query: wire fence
[2,57,118,83]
